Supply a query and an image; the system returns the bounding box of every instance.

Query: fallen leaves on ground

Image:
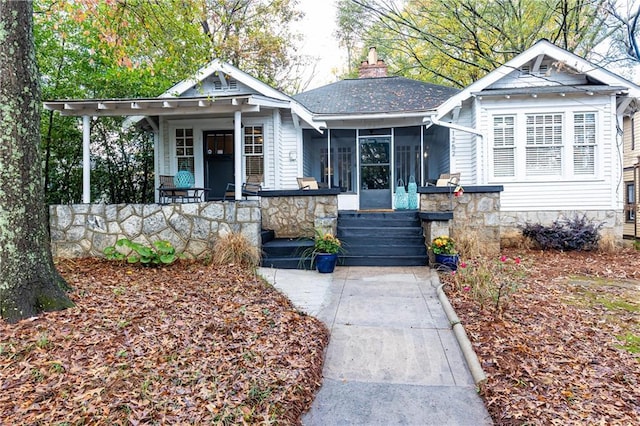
[0,259,329,425]
[444,248,640,425]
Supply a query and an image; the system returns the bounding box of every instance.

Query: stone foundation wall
[420,189,502,255]
[500,209,623,247]
[260,194,338,238]
[50,201,261,259]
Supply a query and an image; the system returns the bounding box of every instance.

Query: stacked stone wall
[260,194,338,238]
[420,191,501,255]
[49,201,261,259]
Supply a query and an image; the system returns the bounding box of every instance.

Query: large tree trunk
[0,0,73,323]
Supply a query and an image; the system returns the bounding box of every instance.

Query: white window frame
[488,109,600,182]
[525,113,564,177]
[573,112,596,175]
[491,115,516,178]
[243,125,264,180]
[174,127,195,174]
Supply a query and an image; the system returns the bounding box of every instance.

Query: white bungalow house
[44,40,640,261]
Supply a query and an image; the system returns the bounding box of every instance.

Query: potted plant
[302,230,343,273]
[431,235,460,271]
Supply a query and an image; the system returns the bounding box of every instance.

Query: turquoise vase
[434,253,459,271]
[316,253,338,273]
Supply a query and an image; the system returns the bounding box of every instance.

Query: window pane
[526,146,562,175]
[494,148,515,177]
[493,115,515,177]
[574,145,594,175]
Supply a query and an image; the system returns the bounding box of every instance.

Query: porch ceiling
[43,94,290,117]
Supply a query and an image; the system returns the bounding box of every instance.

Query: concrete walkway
[258,266,492,426]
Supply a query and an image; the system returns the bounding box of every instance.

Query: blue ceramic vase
[316,253,338,273]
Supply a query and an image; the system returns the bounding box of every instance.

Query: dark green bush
[520,215,603,251]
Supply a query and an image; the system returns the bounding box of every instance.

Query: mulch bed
[0,259,329,425]
[443,248,640,425]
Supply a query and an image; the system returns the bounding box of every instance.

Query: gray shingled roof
[293,76,460,115]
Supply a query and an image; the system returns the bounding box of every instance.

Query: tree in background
[334,0,374,76]
[344,0,619,87]
[0,0,73,322]
[606,0,640,63]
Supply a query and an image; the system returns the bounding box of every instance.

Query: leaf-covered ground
[0,259,329,425]
[444,248,640,425]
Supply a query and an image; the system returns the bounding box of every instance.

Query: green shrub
[104,239,181,265]
[520,214,602,251]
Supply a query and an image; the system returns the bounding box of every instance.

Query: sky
[293,0,346,89]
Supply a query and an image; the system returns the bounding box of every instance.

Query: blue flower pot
[434,253,459,271]
[316,253,338,273]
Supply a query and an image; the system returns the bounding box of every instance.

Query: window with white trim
[525,113,563,176]
[244,126,263,178]
[492,115,516,177]
[573,112,596,175]
[175,128,194,173]
[626,182,636,222]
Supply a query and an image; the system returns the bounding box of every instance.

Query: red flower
[460,261,467,268]
[500,255,507,262]
[514,257,521,264]
[463,286,471,292]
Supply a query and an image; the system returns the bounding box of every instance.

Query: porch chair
[297,176,319,190]
[158,175,187,203]
[435,173,461,187]
[223,174,263,200]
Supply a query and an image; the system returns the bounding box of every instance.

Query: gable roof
[435,39,640,119]
[294,76,459,116]
[45,59,324,131]
[161,59,290,101]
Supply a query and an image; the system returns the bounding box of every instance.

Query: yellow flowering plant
[314,232,342,254]
[431,235,457,255]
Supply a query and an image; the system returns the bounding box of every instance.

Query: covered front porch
[301,124,451,211]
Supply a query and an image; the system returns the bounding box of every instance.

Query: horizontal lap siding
[278,112,300,189]
[474,95,620,212]
[500,181,614,211]
[451,105,477,185]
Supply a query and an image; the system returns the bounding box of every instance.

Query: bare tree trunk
[0,0,73,323]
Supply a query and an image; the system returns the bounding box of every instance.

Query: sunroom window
[492,115,516,177]
[525,113,563,176]
[573,112,596,175]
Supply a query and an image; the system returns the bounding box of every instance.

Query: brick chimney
[358,47,387,78]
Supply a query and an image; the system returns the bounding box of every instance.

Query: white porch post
[234,111,242,200]
[82,115,91,203]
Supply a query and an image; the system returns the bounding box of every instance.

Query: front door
[203,130,234,199]
[359,136,391,209]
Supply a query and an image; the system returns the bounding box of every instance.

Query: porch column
[234,111,242,200]
[82,115,90,203]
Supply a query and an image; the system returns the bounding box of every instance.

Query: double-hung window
[573,112,596,175]
[492,115,516,177]
[525,113,563,176]
[244,126,264,179]
[175,128,194,173]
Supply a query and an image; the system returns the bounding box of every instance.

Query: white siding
[450,101,477,185]
[278,111,300,189]
[459,93,620,212]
